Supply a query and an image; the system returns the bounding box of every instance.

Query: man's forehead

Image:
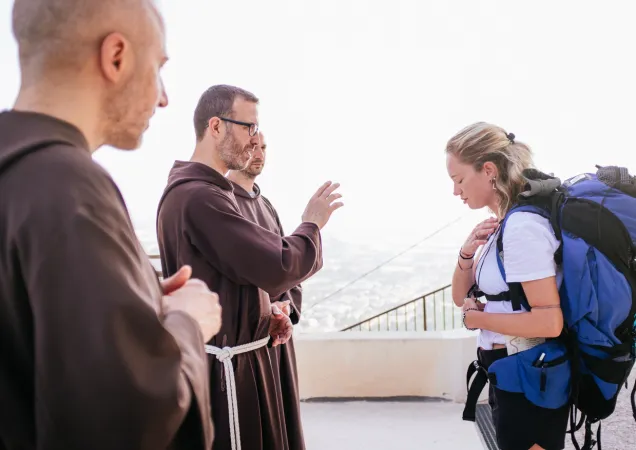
[232,97,258,121]
[147,0,163,17]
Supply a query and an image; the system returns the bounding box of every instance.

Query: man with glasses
[156,84,343,450]
[227,132,307,450]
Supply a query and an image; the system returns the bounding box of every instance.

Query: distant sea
[137,216,482,333]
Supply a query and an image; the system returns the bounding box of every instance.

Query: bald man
[227,133,307,449]
[0,1,219,449]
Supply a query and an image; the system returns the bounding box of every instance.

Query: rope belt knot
[216,346,234,362]
[205,336,270,450]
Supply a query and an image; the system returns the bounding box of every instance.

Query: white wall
[295,330,486,403]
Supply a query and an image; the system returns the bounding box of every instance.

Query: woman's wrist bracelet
[462,307,480,331]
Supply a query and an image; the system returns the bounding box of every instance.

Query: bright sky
[2,0,636,251]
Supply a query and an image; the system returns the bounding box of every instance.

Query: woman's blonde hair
[445,122,535,218]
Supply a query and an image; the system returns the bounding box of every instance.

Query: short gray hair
[193,84,259,142]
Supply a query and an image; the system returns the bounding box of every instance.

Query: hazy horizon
[2,0,636,330]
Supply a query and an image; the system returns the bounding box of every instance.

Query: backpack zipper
[540,353,569,368]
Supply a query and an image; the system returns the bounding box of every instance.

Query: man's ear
[206,117,223,138]
[99,32,132,83]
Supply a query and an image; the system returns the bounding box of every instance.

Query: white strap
[205,336,270,450]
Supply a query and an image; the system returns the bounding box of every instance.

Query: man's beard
[219,133,250,171]
[243,162,264,179]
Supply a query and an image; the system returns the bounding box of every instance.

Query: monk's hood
[0,110,90,175]
[158,161,234,212]
[164,160,233,193]
[230,181,261,199]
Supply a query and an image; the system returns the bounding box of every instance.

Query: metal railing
[148,252,459,333]
[340,284,461,332]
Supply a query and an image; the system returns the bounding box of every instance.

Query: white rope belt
[205,336,270,450]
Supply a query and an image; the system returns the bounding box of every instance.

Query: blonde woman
[446,122,568,450]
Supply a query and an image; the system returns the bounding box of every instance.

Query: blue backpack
[482,166,636,449]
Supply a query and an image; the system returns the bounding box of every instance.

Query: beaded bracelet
[462,307,479,331]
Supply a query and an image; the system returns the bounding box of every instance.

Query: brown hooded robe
[229,181,306,450]
[156,161,322,450]
[0,111,213,450]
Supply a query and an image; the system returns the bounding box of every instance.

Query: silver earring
[491,178,496,190]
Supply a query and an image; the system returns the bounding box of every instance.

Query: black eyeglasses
[219,117,259,137]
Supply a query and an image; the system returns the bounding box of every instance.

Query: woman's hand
[462,297,481,330]
[462,278,563,338]
[462,297,479,312]
[461,217,499,256]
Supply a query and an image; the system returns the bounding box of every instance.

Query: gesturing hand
[301,181,344,229]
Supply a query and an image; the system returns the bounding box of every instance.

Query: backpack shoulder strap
[496,203,555,311]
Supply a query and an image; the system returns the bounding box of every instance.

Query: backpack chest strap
[467,284,526,311]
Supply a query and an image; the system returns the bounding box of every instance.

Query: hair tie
[506,132,515,144]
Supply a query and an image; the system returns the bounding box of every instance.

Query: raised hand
[301,181,344,229]
[162,278,222,342]
[461,217,499,257]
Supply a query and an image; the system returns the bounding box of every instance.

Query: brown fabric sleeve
[19,174,212,450]
[185,189,322,297]
[264,196,304,323]
[161,311,213,447]
[277,285,303,324]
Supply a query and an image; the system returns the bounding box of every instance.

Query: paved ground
[301,399,483,450]
[300,371,635,450]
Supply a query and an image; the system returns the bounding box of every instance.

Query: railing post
[413,301,416,331]
[433,293,437,331]
[442,290,447,330]
[423,296,427,331]
[404,306,407,330]
[447,288,455,329]
[336,284,451,332]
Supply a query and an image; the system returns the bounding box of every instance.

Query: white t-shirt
[474,212,563,350]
